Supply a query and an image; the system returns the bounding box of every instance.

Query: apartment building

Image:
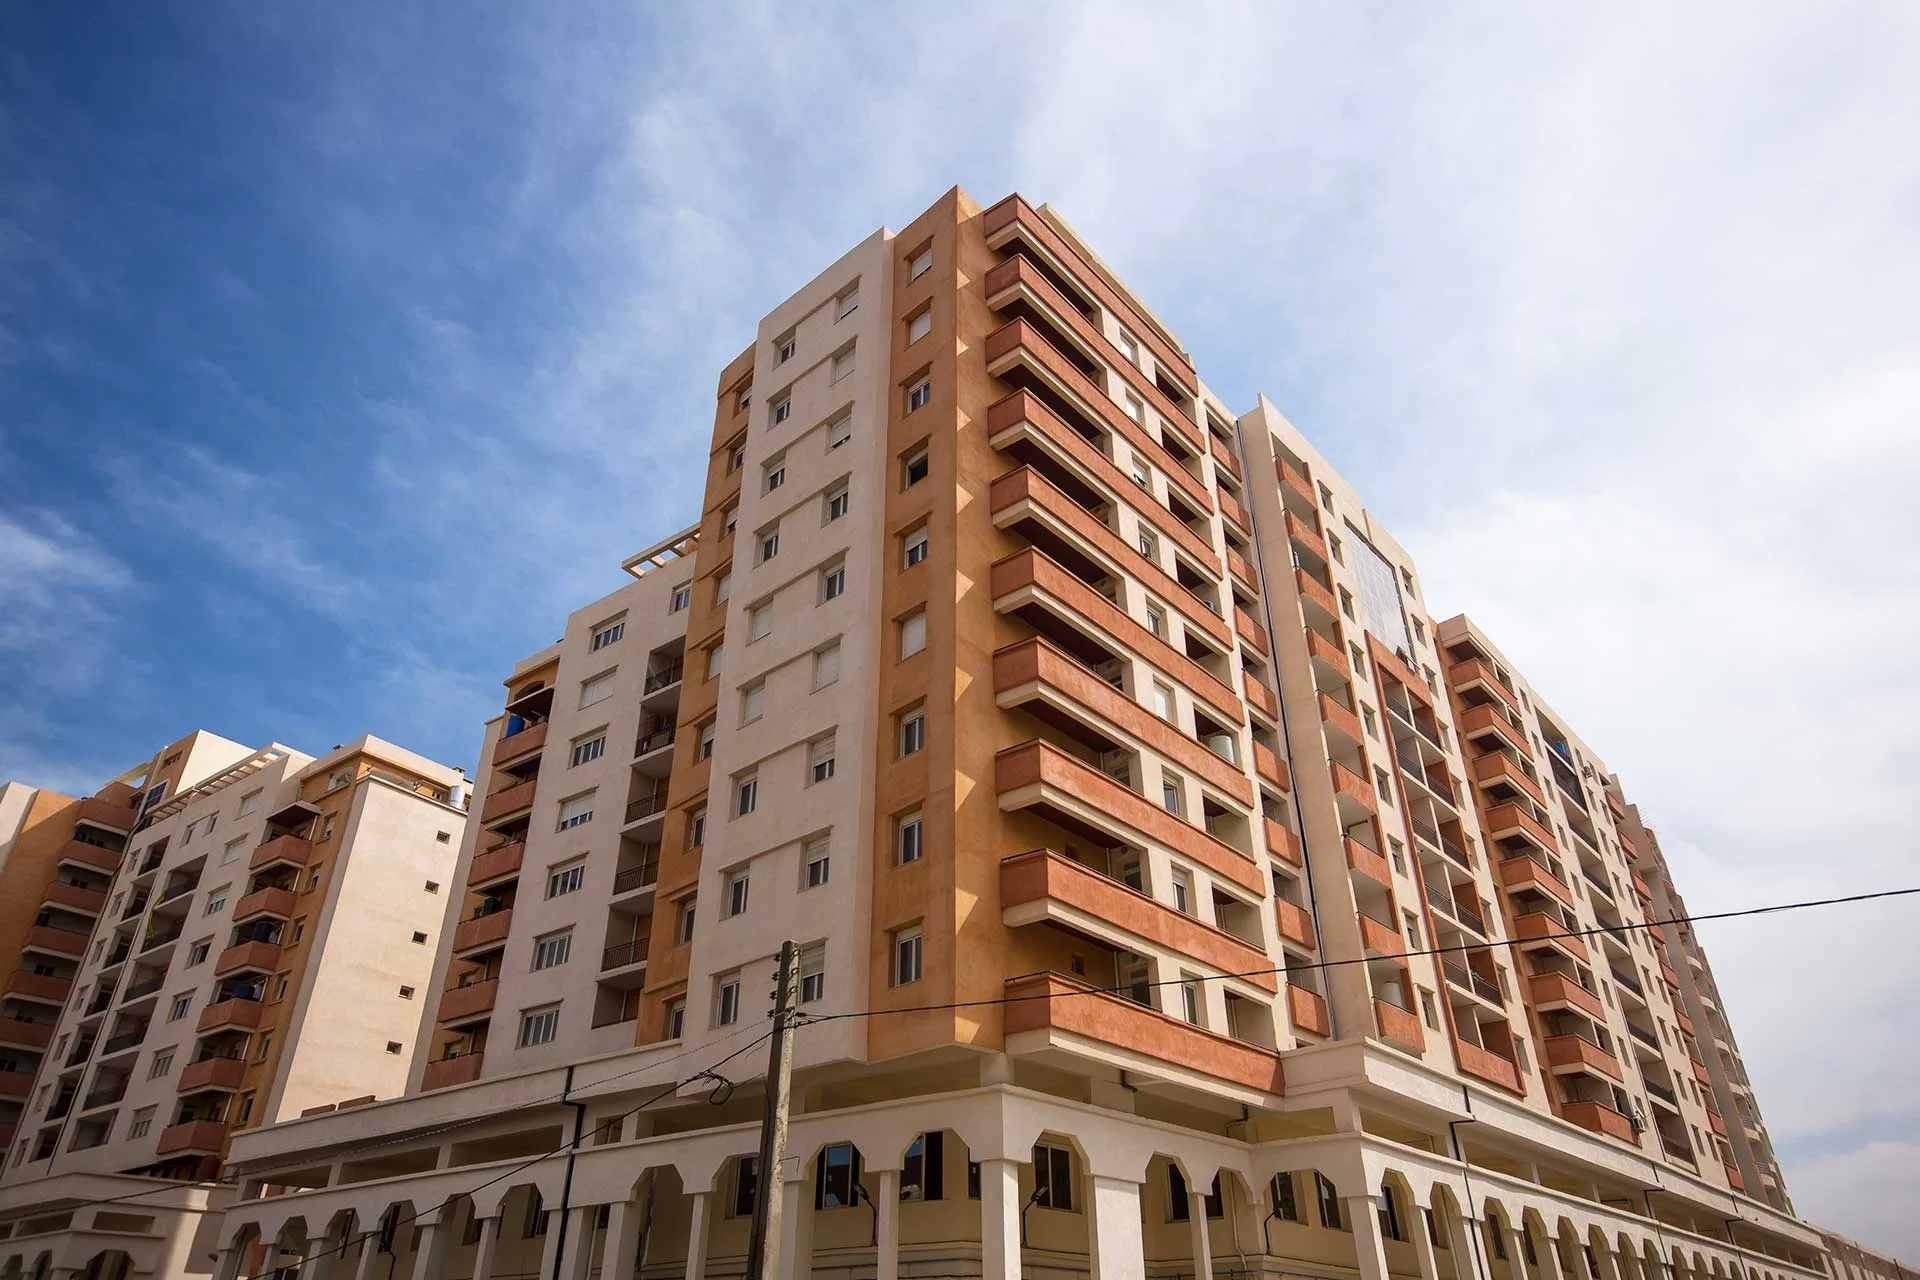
[201,188,1832,1280]
[0,731,467,1280]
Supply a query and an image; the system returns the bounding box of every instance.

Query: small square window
[385,1040,403,1055]
[399,985,415,999]
[413,931,429,944]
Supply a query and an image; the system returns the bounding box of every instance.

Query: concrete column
[468,1216,502,1280]
[1187,1189,1215,1280]
[979,1158,1021,1280]
[1593,1242,1625,1280]
[683,1191,710,1280]
[212,1246,244,1280]
[1349,1196,1392,1280]
[1509,1226,1535,1280]
[1444,1212,1480,1280]
[537,1214,566,1280]
[256,1245,282,1280]
[778,1171,814,1280]
[874,1169,900,1280]
[1086,1175,1145,1280]
[1537,1233,1569,1280]
[1412,1207,1442,1280]
[408,1221,448,1280]
[352,1231,385,1280]
[601,1201,642,1280]
[558,1206,596,1280]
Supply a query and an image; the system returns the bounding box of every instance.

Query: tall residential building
[154,189,1838,1280]
[0,731,468,1280]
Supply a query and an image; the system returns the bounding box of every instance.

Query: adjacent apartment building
[57,189,1859,1280]
[0,731,468,1280]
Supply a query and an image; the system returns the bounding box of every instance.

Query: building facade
[0,732,468,1280]
[40,188,1876,1280]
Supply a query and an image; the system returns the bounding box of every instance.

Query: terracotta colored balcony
[480,779,537,828]
[1723,1164,1745,1193]
[1293,569,1338,620]
[1707,1110,1729,1139]
[1530,972,1606,1020]
[1512,911,1588,963]
[1329,761,1377,815]
[1358,913,1404,957]
[1499,854,1575,909]
[1562,1100,1638,1144]
[453,907,514,956]
[1631,872,1653,900]
[1472,752,1545,806]
[1001,851,1276,990]
[1283,509,1327,561]
[1252,742,1290,793]
[1660,959,1681,989]
[1003,972,1284,1097]
[1278,459,1314,507]
[1692,1058,1713,1087]
[154,1119,228,1156]
[41,881,106,916]
[492,720,549,767]
[1264,818,1302,867]
[423,1053,485,1091]
[1305,626,1349,676]
[1545,1034,1623,1082]
[989,548,1244,724]
[994,741,1263,895]
[1232,607,1269,657]
[1675,1009,1695,1036]
[214,940,282,978]
[250,835,315,872]
[1226,547,1259,594]
[0,1070,34,1100]
[1373,999,1424,1052]
[437,978,499,1025]
[1242,675,1278,721]
[1605,790,1629,821]
[3,971,72,1005]
[77,796,138,832]
[197,998,267,1034]
[23,926,88,958]
[993,639,1252,807]
[1450,657,1519,712]
[58,840,121,875]
[1319,693,1364,747]
[468,841,525,890]
[1217,487,1250,533]
[1274,899,1316,949]
[177,1056,246,1093]
[232,887,297,924]
[1345,839,1392,890]
[1460,704,1531,757]
[1287,987,1330,1037]
[1485,803,1559,857]
[0,1017,53,1051]
[1454,1039,1522,1092]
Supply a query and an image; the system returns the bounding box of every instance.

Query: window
[892,925,922,984]
[1161,773,1184,816]
[733,1154,761,1218]
[167,994,193,1022]
[821,563,847,601]
[817,1143,862,1208]
[898,610,927,658]
[1171,868,1193,914]
[128,1107,155,1140]
[591,619,625,651]
[896,810,923,865]
[1178,979,1202,1025]
[412,930,428,944]
[735,387,752,413]
[399,985,415,999]
[1378,1185,1405,1241]
[809,735,837,784]
[186,938,211,967]
[580,671,616,708]
[747,602,771,642]
[1114,327,1139,361]
[804,835,831,888]
[570,733,606,767]
[836,286,858,319]
[1350,644,1368,677]
[764,456,786,490]
[898,708,925,756]
[716,975,741,1026]
[825,483,849,522]
[759,528,780,562]
[723,507,738,536]
[1168,1166,1224,1219]
[776,334,796,364]
[384,1041,403,1056]
[903,526,929,568]
[221,836,247,865]
[532,931,572,971]
[742,679,766,723]
[706,643,725,680]
[1404,912,1422,950]
[671,581,692,612]
[694,721,715,761]
[832,348,855,382]
[148,1050,174,1079]
[1315,1172,1344,1230]
[827,414,853,450]
[1329,532,1344,564]
[902,444,929,486]
[688,807,706,849]
[1032,1144,1074,1210]
[1271,1172,1300,1222]
[1420,987,1440,1030]
[1338,586,1356,620]
[518,1007,560,1048]
[725,870,751,917]
[238,789,261,817]
[736,774,758,816]
[1130,454,1151,488]
[813,643,841,689]
[557,793,595,831]
[666,998,686,1040]
[1124,392,1145,424]
[677,898,697,944]
[906,378,932,413]
[907,309,932,344]
[1361,705,1377,738]
[799,945,826,1004]
[1374,767,1392,799]
[1146,603,1168,640]
[1319,482,1335,509]
[909,246,933,279]
[1153,682,1175,721]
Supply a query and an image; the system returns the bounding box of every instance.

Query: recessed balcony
[453,907,513,958]
[480,779,537,829]
[1530,972,1606,1020]
[1472,752,1546,806]
[154,1119,229,1156]
[437,978,499,1026]
[467,841,525,890]
[249,835,315,873]
[1329,761,1377,819]
[1562,1100,1638,1145]
[232,887,298,924]
[1373,998,1425,1052]
[177,1056,247,1094]
[423,1052,485,1091]
[492,720,549,768]
[1485,803,1560,857]
[1450,657,1519,713]
[1545,1033,1624,1083]
[214,940,283,978]
[1499,853,1575,909]
[1287,986,1330,1037]
[58,840,121,875]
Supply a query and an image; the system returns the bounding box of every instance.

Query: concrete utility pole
[744,939,799,1280]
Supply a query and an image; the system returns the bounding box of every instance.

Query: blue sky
[4,1,1918,1253]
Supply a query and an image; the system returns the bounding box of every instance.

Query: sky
[3,0,1917,1255]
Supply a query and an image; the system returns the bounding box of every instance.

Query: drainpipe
[1451,1089,1492,1280]
[548,1065,588,1280]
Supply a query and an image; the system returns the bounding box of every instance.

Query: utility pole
[744,939,799,1280]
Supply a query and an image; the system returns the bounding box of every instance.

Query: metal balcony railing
[642,663,684,694]
[601,938,650,970]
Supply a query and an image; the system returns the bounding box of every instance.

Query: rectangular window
[909,247,933,280]
[677,899,697,944]
[1179,979,1202,1025]
[897,810,923,865]
[903,527,929,568]
[238,789,261,817]
[532,931,572,971]
[736,774,758,816]
[902,1131,944,1201]
[128,1106,156,1140]
[570,734,606,767]
[579,671,616,708]
[557,793,595,831]
[1124,392,1145,425]
[546,862,585,898]
[148,1050,174,1079]
[826,483,849,522]
[167,994,192,1022]
[734,1154,761,1218]
[907,309,932,344]
[759,528,780,562]
[772,396,791,425]
[809,735,836,784]
[716,570,733,602]
[828,414,853,450]
[726,871,750,917]
[742,680,766,723]
[1171,868,1193,915]
[799,944,826,1004]
[1130,454,1151,488]
[671,582,692,612]
[892,925,922,985]
[831,348,855,382]
[688,807,706,849]
[747,602,772,642]
[666,998,686,1039]
[1315,1172,1344,1230]
[1146,603,1168,640]
[698,721,716,760]
[1161,773,1184,816]
[813,643,841,689]
[821,564,847,601]
[716,975,741,1026]
[1115,328,1139,362]
[706,643,725,680]
[817,1143,862,1209]
[205,890,228,915]
[1033,1144,1074,1210]
[186,938,211,966]
[899,611,927,659]
[836,286,858,319]
[590,619,625,651]
[1379,1186,1405,1241]
[518,1007,560,1048]
[898,709,925,756]
[804,835,831,888]
[1153,682,1175,721]
[902,443,929,483]
[1272,1172,1300,1222]
[764,456,786,490]
[221,836,246,865]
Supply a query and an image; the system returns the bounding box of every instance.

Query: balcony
[1358,913,1405,958]
[1274,900,1316,949]
[1472,752,1546,806]
[3,970,72,1005]
[1252,742,1290,794]
[423,1052,485,1091]
[1454,1039,1522,1092]
[77,796,139,832]
[154,1119,228,1156]
[1605,790,1629,821]
[0,1017,53,1050]
[1319,693,1364,748]
[492,720,549,768]
[1460,704,1531,758]
[23,925,88,959]
[1529,972,1605,1020]
[992,638,1253,808]
[1287,986,1330,1037]
[1329,761,1377,817]
[1217,488,1251,534]
[1631,872,1653,901]
[1373,998,1425,1052]
[1498,853,1574,909]
[624,791,669,827]
[635,725,676,758]
[1441,958,1504,1007]
[1001,851,1276,990]
[1345,838,1392,890]
[1545,1034,1624,1082]
[1263,818,1302,867]
[1242,675,1279,721]
[437,978,498,1025]
[58,840,122,875]
[1226,546,1259,594]
[467,841,525,890]
[453,907,514,957]
[480,779,537,829]
[232,887,298,924]
[0,1070,33,1100]
[214,940,283,978]
[994,740,1264,895]
[1278,459,1315,508]
[1707,1110,1729,1139]
[1450,658,1519,712]
[613,858,660,896]
[1723,1164,1745,1193]
[1233,607,1269,657]
[1512,912,1588,963]
[1293,569,1338,622]
[602,938,649,972]
[196,998,266,1034]
[1283,509,1327,562]
[1562,1100,1638,1145]
[1304,626,1348,678]
[990,547,1243,723]
[177,1056,247,1093]
[642,661,685,699]
[1485,803,1559,857]
[41,881,107,916]
[250,835,315,873]
[1002,972,1283,1097]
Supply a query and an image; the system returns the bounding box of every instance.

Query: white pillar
[1538,1233,1569,1280]
[1593,1243,1625,1280]
[683,1191,710,1280]
[212,1247,243,1280]
[874,1169,900,1280]
[558,1206,596,1280]
[469,1216,502,1280]
[1187,1189,1215,1280]
[1350,1196,1392,1280]
[353,1230,385,1280]
[602,1201,642,1280]
[777,1173,811,1280]
[979,1158,1021,1280]
[408,1221,447,1280]
[257,1245,282,1280]
[1509,1226,1535,1280]
[1086,1175,1145,1280]
[1412,1208,1442,1280]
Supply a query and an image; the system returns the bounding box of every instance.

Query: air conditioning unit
[1629,1106,1648,1134]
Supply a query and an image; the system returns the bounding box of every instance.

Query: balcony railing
[1611,966,1645,997]
[624,792,669,824]
[643,662,684,694]
[612,860,659,894]
[1441,958,1504,1006]
[1645,1078,1678,1106]
[635,726,677,756]
[602,938,650,970]
[1659,1131,1694,1162]
[100,1030,145,1056]
[1628,1022,1661,1050]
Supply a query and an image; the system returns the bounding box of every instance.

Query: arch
[78,1251,131,1280]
